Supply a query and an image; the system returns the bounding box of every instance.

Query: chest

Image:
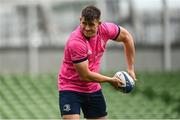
[86,36,106,61]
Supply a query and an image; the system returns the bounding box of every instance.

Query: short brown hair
[81,5,101,22]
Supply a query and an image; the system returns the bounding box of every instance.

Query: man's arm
[73,60,123,88]
[115,26,136,80]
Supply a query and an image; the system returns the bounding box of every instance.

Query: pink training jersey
[58,22,120,93]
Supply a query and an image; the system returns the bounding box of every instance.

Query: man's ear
[80,17,82,22]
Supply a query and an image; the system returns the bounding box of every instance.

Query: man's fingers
[115,77,124,84]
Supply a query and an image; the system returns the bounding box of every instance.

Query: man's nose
[84,25,90,30]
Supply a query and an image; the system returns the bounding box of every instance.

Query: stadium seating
[0,72,180,119]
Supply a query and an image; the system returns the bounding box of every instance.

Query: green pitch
[0,71,180,119]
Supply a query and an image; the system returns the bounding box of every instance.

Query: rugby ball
[114,71,135,93]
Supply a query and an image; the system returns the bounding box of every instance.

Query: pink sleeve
[68,40,88,63]
[103,22,120,40]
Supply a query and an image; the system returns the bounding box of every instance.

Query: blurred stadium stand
[0,1,180,119]
[0,0,180,74]
[0,72,180,119]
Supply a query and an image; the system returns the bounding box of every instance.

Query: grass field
[0,71,180,119]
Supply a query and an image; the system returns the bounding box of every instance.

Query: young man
[58,5,136,119]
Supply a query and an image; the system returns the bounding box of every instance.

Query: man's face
[80,17,101,38]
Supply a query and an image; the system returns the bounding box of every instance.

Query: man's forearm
[81,70,113,83]
[124,34,135,71]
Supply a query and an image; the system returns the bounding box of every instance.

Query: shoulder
[68,39,86,49]
[67,36,86,52]
[99,22,119,29]
[67,27,86,48]
[99,22,120,40]
[99,22,119,33]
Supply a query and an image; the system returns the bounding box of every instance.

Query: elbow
[121,28,133,44]
[79,72,91,82]
[80,76,89,82]
[123,34,133,44]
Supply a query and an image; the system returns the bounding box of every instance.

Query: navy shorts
[59,90,107,118]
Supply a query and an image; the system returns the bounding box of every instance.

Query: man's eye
[82,22,87,25]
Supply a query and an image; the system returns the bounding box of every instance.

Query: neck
[84,35,90,40]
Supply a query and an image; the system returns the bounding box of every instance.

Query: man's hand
[110,77,124,89]
[127,69,137,81]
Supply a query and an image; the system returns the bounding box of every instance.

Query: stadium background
[0,0,180,119]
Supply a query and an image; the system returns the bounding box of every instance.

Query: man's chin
[84,33,95,38]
